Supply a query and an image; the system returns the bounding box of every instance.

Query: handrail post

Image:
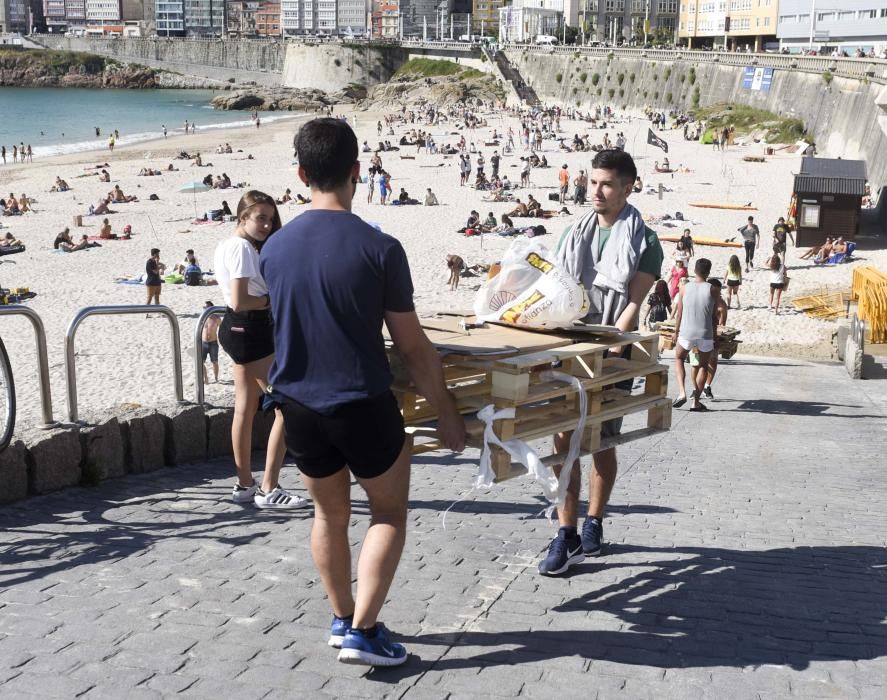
[193,305,226,405]
[0,306,59,429]
[65,305,185,423]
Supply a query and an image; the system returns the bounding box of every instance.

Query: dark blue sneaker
[581,517,604,557]
[328,614,353,649]
[538,527,584,576]
[337,624,407,667]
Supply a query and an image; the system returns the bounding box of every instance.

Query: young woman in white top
[767,253,787,315]
[214,190,308,510]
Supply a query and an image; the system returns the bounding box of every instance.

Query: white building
[281,0,366,35]
[337,0,366,34]
[498,0,562,43]
[86,0,122,22]
[155,0,184,34]
[0,0,29,33]
[777,0,887,54]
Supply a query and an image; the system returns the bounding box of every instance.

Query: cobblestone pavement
[1,356,886,699]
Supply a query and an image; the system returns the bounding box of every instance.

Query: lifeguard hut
[792,157,866,248]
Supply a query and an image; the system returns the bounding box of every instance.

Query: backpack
[648,293,668,323]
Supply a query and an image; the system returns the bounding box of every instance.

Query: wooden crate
[392,330,671,481]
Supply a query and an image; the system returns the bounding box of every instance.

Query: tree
[563,25,579,46]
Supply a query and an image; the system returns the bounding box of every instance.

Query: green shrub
[665,68,672,81]
[619,88,625,98]
[556,72,563,83]
[680,74,686,83]
[608,87,615,98]
[654,90,660,100]
[630,73,636,83]
[333,58,342,67]
[688,67,696,85]
[823,71,833,85]
[580,72,588,82]
[591,72,600,86]
[596,87,603,95]
[666,92,674,103]
[617,72,625,85]
[692,86,701,108]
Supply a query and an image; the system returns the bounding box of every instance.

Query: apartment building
[254,0,278,34]
[86,0,122,22]
[471,0,503,35]
[155,0,184,33]
[226,0,257,33]
[679,0,778,51]
[777,1,887,53]
[0,0,29,33]
[577,0,678,44]
[498,0,563,42]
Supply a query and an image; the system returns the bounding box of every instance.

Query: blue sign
[743,67,774,93]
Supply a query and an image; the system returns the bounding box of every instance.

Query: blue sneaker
[538,527,584,576]
[328,614,353,649]
[581,517,604,557]
[337,624,407,667]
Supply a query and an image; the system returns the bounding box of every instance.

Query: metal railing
[0,306,58,429]
[193,304,226,405]
[851,312,866,353]
[64,305,184,423]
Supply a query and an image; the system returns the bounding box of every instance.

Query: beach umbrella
[179,181,211,218]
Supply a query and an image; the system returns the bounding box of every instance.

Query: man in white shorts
[671,258,726,412]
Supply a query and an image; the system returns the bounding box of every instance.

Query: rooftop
[795,156,867,196]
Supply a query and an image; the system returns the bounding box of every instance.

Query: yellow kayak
[689,202,757,210]
[658,234,742,248]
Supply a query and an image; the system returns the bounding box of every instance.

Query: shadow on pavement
[731,398,880,418]
[382,544,887,678]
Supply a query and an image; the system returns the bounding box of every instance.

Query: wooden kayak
[658,234,742,248]
[689,202,757,210]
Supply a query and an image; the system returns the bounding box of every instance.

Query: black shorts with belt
[218,308,274,365]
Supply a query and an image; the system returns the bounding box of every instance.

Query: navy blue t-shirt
[260,209,415,414]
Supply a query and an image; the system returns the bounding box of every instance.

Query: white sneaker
[254,487,310,510]
[232,481,258,503]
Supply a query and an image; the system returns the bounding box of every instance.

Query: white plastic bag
[473,239,588,329]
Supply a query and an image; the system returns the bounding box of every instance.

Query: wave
[30,113,300,158]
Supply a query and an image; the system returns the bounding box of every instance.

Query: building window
[800,203,820,229]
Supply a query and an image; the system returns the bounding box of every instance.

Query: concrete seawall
[504,49,887,191]
[36,36,286,86]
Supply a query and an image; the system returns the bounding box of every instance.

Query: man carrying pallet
[540,149,664,576]
[261,118,466,666]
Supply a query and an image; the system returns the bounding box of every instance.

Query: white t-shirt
[213,236,268,308]
[770,264,786,285]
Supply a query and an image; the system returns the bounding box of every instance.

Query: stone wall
[35,36,286,86]
[504,49,887,192]
[0,402,273,504]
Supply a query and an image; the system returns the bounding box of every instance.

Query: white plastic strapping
[474,370,588,517]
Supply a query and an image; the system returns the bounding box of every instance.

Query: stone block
[844,336,863,379]
[0,440,28,503]
[166,404,207,465]
[80,418,125,484]
[26,428,82,494]
[206,407,234,459]
[120,409,168,474]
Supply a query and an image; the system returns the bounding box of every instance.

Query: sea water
[0,87,293,158]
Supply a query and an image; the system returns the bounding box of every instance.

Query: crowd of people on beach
[1,143,34,165]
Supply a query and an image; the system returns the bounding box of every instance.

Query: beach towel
[88,235,130,241]
[0,244,25,256]
[556,203,647,325]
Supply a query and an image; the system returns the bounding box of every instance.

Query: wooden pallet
[654,321,741,359]
[392,330,671,481]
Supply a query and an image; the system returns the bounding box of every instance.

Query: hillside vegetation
[697,103,809,144]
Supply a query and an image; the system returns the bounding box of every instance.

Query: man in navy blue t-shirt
[260,118,465,668]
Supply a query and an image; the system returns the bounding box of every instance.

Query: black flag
[647,128,669,153]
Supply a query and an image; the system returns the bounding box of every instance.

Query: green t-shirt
[557,223,664,279]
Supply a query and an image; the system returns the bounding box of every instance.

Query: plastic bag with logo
[473,239,589,329]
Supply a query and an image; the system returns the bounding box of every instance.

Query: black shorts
[218,308,274,365]
[202,340,219,363]
[280,391,405,480]
[770,282,785,290]
[727,280,741,288]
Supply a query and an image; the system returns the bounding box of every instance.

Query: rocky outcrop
[0,49,163,88]
[358,73,505,112]
[211,84,367,111]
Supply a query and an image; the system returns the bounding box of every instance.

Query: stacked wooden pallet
[389,318,671,482]
[791,288,850,320]
[851,267,887,343]
[654,320,742,359]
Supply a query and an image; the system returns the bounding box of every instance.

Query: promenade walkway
[1,356,885,699]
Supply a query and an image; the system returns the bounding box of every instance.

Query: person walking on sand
[201,300,221,384]
[671,258,726,411]
[214,190,309,510]
[724,254,742,308]
[767,252,788,314]
[558,164,570,205]
[702,278,728,400]
[772,216,794,255]
[260,118,466,667]
[738,215,759,272]
[539,149,664,577]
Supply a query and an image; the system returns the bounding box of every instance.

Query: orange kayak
[689,202,757,211]
[658,234,742,248]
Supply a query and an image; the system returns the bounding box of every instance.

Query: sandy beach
[1,103,879,431]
